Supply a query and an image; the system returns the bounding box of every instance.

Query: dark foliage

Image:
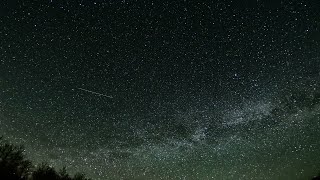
[0,136,91,180]
[0,136,31,180]
[1,135,320,179]
[312,172,320,180]
[32,163,60,180]
[31,163,91,180]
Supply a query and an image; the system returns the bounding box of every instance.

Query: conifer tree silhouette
[0,136,91,180]
[0,136,32,180]
[32,163,59,180]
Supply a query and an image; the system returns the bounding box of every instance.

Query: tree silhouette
[59,166,71,180]
[0,136,32,180]
[312,171,320,180]
[32,163,91,180]
[73,173,90,180]
[32,163,60,180]
[2,135,320,179]
[0,136,91,180]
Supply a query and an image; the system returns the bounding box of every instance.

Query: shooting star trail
[77,88,113,98]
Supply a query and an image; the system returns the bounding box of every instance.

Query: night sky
[1,0,320,179]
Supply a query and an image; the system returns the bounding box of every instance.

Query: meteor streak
[77,88,113,98]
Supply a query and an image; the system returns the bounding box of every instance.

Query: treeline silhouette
[1,135,320,180]
[0,136,91,180]
[313,176,320,180]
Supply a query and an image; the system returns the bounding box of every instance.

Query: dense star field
[1,0,320,179]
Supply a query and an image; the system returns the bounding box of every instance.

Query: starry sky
[1,0,320,179]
